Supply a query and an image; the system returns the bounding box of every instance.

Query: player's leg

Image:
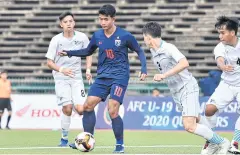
[0,99,6,129]
[6,99,12,129]
[0,112,2,129]
[69,78,110,149]
[69,96,102,149]
[201,81,233,154]
[229,91,240,154]
[180,79,229,154]
[109,83,127,153]
[83,79,110,135]
[55,80,73,147]
[0,99,4,129]
[71,80,87,115]
[228,116,240,154]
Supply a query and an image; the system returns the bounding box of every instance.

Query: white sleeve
[82,34,90,48]
[45,37,58,61]
[214,43,225,60]
[167,44,185,62]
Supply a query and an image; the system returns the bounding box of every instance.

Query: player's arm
[215,56,233,72]
[164,58,189,78]
[164,45,189,78]
[214,45,233,72]
[7,81,11,94]
[46,59,74,78]
[66,34,98,57]
[154,46,189,81]
[83,35,93,84]
[127,34,147,80]
[46,37,74,77]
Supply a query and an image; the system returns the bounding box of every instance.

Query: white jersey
[45,31,89,80]
[214,41,240,86]
[151,41,192,93]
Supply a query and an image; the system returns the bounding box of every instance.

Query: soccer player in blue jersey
[60,4,147,153]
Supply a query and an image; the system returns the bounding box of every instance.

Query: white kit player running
[201,16,240,155]
[45,11,92,147]
[142,21,230,155]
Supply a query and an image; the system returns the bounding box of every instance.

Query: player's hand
[153,74,166,81]
[138,72,147,81]
[221,65,234,72]
[59,51,68,56]
[60,68,74,78]
[86,69,93,85]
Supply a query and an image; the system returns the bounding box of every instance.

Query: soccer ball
[74,132,95,152]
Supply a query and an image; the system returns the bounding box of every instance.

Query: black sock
[82,111,96,135]
[6,115,11,127]
[112,116,124,144]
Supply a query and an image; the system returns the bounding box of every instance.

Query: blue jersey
[67,27,147,83]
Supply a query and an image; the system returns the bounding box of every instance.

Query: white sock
[233,116,240,143]
[205,111,218,129]
[199,115,211,127]
[235,116,240,130]
[194,123,224,144]
[194,123,213,139]
[61,113,71,140]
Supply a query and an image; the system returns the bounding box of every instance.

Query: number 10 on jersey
[105,49,114,59]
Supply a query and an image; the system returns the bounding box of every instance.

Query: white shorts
[207,81,240,113]
[55,79,86,106]
[172,77,200,117]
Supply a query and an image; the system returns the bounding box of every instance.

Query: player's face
[60,15,75,32]
[98,14,115,30]
[143,34,152,48]
[217,25,235,45]
[152,90,160,97]
[0,73,7,80]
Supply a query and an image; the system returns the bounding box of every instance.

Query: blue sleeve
[67,33,98,57]
[127,34,147,74]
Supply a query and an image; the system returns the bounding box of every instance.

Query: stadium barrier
[1,95,238,131]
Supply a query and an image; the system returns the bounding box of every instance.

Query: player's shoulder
[117,27,132,36]
[162,41,178,51]
[214,42,225,51]
[74,31,88,38]
[93,29,103,37]
[51,32,63,41]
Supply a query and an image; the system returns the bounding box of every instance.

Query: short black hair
[215,16,239,35]
[59,11,74,21]
[152,88,160,92]
[142,22,162,38]
[98,4,116,17]
[0,70,7,74]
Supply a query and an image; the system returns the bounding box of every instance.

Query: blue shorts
[88,78,128,104]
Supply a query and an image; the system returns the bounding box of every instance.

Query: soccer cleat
[201,141,219,155]
[113,144,124,153]
[58,138,68,147]
[228,141,240,154]
[6,126,10,130]
[69,143,77,150]
[216,138,230,155]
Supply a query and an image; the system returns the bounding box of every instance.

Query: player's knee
[83,103,95,111]
[62,104,73,116]
[205,104,218,116]
[8,111,12,115]
[183,122,196,133]
[108,109,119,119]
[108,100,120,119]
[74,105,83,115]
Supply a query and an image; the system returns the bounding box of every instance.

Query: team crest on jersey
[115,39,121,47]
[74,40,84,48]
